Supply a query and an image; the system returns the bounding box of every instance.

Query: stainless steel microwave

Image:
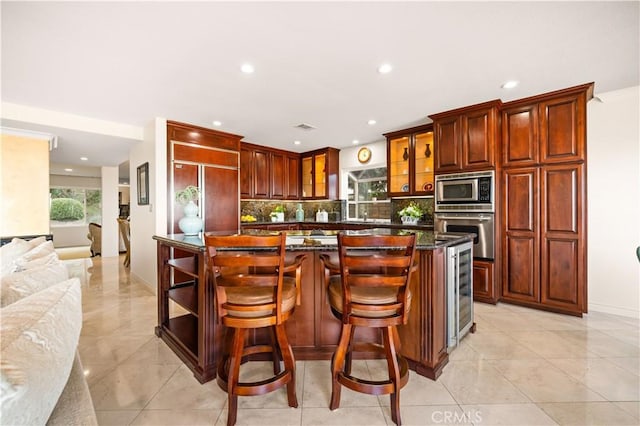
[435,170,494,212]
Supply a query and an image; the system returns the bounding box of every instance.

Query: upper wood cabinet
[384,124,434,196]
[167,121,242,234]
[501,83,593,167]
[429,100,501,173]
[301,147,340,200]
[240,143,300,200]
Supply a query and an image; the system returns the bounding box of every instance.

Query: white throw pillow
[1,238,52,277]
[0,262,70,307]
[0,239,33,278]
[0,278,82,425]
[14,252,60,272]
[18,240,55,263]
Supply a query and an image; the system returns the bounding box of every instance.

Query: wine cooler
[446,241,474,349]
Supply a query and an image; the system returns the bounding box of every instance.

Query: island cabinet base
[154,235,451,383]
[284,248,450,380]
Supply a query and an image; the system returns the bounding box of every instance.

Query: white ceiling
[1,2,638,179]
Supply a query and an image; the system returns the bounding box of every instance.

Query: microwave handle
[437,215,492,221]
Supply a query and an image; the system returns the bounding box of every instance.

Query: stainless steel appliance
[435,170,494,212]
[434,170,496,260]
[446,240,474,349]
[434,212,494,260]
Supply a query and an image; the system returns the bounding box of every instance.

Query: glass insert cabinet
[385,124,434,196]
[301,148,340,200]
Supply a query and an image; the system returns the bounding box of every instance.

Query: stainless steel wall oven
[434,170,495,260]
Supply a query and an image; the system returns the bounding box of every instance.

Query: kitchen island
[153,229,473,384]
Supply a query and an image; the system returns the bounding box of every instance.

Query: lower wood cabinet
[501,164,586,316]
[473,259,497,304]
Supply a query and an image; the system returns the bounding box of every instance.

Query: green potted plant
[175,185,202,235]
[270,205,285,222]
[398,202,423,225]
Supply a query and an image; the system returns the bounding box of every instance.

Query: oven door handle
[437,216,492,221]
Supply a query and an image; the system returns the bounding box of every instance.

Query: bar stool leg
[226,328,246,426]
[383,326,402,425]
[269,326,283,375]
[330,323,353,410]
[274,323,298,408]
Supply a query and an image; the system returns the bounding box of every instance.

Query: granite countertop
[153,229,472,252]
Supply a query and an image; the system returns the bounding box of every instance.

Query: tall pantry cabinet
[500,83,593,316]
[167,121,243,234]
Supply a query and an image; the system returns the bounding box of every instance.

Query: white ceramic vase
[179,200,203,235]
[401,216,419,226]
[271,212,284,222]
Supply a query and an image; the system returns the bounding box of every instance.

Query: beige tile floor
[79,256,640,426]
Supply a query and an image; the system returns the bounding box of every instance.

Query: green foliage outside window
[50,198,85,221]
[50,187,102,226]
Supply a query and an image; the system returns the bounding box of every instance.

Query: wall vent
[294,123,316,131]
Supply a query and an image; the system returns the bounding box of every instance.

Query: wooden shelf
[168,283,198,316]
[165,314,198,358]
[168,257,198,278]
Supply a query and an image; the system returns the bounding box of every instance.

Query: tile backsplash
[241,197,434,225]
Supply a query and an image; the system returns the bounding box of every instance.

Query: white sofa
[1,237,97,425]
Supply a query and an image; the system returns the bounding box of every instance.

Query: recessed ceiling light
[377,63,392,74]
[294,140,301,145]
[367,119,377,125]
[64,168,73,172]
[212,120,222,127]
[241,63,255,74]
[80,156,88,161]
[501,80,519,89]
[352,140,359,145]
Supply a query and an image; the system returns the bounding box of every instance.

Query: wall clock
[357,147,371,163]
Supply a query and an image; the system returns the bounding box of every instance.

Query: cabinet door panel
[270,152,285,199]
[541,238,580,309]
[540,163,584,313]
[240,148,253,198]
[285,155,300,199]
[503,235,539,302]
[503,168,539,303]
[203,166,238,233]
[464,109,494,169]
[504,169,538,232]
[253,150,270,198]
[473,260,495,303]
[434,116,462,172]
[543,166,579,234]
[301,156,313,198]
[502,105,538,166]
[540,93,585,164]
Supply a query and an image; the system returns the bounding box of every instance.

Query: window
[50,187,102,227]
[346,167,390,221]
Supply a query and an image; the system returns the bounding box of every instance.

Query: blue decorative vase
[179,201,203,235]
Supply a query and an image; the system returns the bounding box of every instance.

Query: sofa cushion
[14,251,60,273]
[46,354,98,426]
[0,238,44,277]
[0,262,70,307]
[0,278,82,425]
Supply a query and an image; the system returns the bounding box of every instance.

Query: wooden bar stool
[204,233,305,426]
[320,232,417,426]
